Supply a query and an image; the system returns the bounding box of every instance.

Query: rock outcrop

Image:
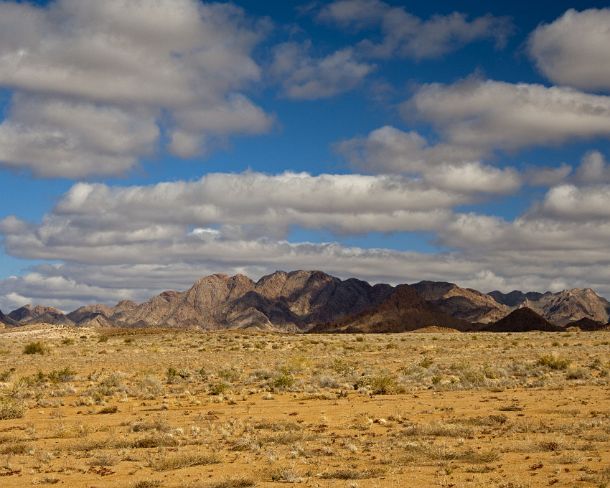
[488,290,544,307]
[489,288,609,326]
[310,285,471,333]
[67,304,115,324]
[413,281,509,323]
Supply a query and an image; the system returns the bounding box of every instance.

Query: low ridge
[484,307,562,332]
[565,317,609,331]
[8,304,73,326]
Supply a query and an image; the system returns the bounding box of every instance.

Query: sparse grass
[0,328,605,487]
[150,452,220,471]
[0,442,29,455]
[97,405,119,414]
[132,481,162,488]
[320,468,385,479]
[206,479,255,488]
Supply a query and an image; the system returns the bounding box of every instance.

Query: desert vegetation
[0,325,607,487]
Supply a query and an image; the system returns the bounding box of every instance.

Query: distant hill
[564,317,609,331]
[484,307,562,332]
[412,281,509,323]
[8,305,73,326]
[310,285,471,333]
[489,288,610,325]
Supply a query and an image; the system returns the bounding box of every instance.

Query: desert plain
[0,326,608,488]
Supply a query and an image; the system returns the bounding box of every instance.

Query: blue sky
[1,0,610,310]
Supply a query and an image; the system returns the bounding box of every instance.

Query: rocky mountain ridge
[309,284,471,333]
[489,288,610,325]
[1,272,609,332]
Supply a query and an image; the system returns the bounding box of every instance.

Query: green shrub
[47,367,76,383]
[536,354,570,370]
[209,382,229,395]
[23,341,46,355]
[272,372,295,390]
[369,372,399,395]
[0,397,25,420]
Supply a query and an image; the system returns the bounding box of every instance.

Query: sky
[1,0,610,311]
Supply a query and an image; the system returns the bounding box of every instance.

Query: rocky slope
[489,288,610,325]
[107,271,393,330]
[67,304,114,324]
[488,290,544,307]
[526,289,610,326]
[412,281,509,323]
[310,285,471,333]
[0,309,17,326]
[484,307,562,332]
[7,305,73,326]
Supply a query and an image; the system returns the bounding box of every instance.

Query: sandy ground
[0,326,608,487]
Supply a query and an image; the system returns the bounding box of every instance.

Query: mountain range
[1,271,609,333]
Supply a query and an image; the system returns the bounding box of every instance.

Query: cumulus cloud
[529,8,610,91]
[524,164,572,187]
[0,273,134,312]
[0,95,159,178]
[405,78,610,156]
[539,184,610,221]
[2,173,472,261]
[270,42,375,99]
[335,126,431,174]
[335,126,521,194]
[575,150,610,184]
[0,0,272,177]
[318,0,512,60]
[424,162,520,195]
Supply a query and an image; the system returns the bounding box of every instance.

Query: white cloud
[529,8,610,91]
[540,184,610,221]
[318,0,512,60]
[424,162,521,195]
[0,0,271,177]
[0,95,159,178]
[270,42,375,99]
[524,164,572,187]
[575,150,610,184]
[405,78,610,155]
[335,126,521,194]
[335,126,431,174]
[0,172,478,280]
